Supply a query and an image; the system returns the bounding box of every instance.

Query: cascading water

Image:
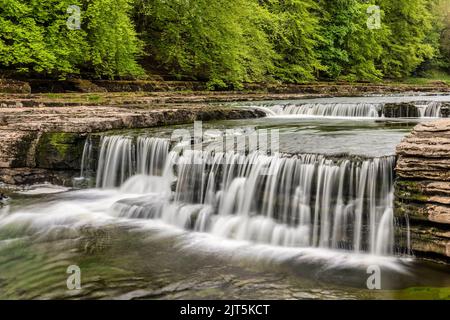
[137,137,170,176]
[416,101,442,117]
[86,134,399,256]
[254,101,444,118]
[271,103,383,117]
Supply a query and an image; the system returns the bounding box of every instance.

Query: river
[0,94,449,299]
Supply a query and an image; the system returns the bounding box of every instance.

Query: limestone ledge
[395,119,450,261]
[0,104,265,185]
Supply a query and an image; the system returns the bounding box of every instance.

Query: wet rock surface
[395,119,450,261]
[384,103,420,118]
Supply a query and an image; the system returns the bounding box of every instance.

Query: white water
[80,136,93,178]
[244,96,449,118]
[16,184,70,195]
[271,103,383,117]
[0,189,408,274]
[416,101,442,117]
[87,135,400,256]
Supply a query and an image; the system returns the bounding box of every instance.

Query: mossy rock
[398,287,450,300]
[28,79,106,93]
[394,200,429,220]
[8,132,39,168]
[36,132,86,170]
[70,79,107,93]
[383,103,420,118]
[394,180,429,202]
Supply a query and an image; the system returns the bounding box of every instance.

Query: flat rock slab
[0,99,265,185]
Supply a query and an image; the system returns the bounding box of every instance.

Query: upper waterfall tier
[242,96,450,118]
[271,102,383,117]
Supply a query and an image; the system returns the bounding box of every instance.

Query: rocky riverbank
[395,119,450,262]
[0,100,265,185]
[1,78,450,95]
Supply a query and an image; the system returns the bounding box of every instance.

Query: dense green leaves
[261,0,323,83]
[429,0,450,71]
[0,0,87,75]
[85,0,143,78]
[0,0,448,83]
[134,0,275,88]
[377,0,435,78]
[317,0,387,81]
[0,0,142,78]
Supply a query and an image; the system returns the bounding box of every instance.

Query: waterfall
[137,137,170,176]
[257,101,444,118]
[89,134,399,256]
[96,136,134,188]
[95,136,170,188]
[416,101,442,117]
[271,103,382,117]
[80,136,93,178]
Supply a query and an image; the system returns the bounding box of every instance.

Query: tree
[377,0,435,78]
[317,0,387,81]
[261,0,323,83]
[84,0,143,78]
[0,0,448,83]
[0,0,88,76]
[442,2,450,71]
[0,0,143,78]
[433,0,450,70]
[134,0,275,88]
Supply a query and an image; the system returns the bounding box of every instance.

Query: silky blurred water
[1,96,449,300]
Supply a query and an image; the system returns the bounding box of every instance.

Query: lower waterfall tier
[79,134,405,256]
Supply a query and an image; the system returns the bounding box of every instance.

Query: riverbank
[1,78,450,95]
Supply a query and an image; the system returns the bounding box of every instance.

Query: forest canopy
[0,0,449,87]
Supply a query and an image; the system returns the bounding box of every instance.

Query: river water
[0,94,449,299]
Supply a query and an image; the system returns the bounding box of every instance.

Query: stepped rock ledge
[395,119,450,261]
[0,102,265,185]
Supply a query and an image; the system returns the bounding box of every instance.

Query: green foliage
[134,0,275,88]
[0,0,448,84]
[261,0,323,83]
[317,0,387,81]
[0,0,88,75]
[84,0,143,78]
[430,0,450,71]
[377,0,436,78]
[0,0,142,78]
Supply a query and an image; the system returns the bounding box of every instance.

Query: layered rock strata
[395,119,450,261]
[0,103,265,185]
